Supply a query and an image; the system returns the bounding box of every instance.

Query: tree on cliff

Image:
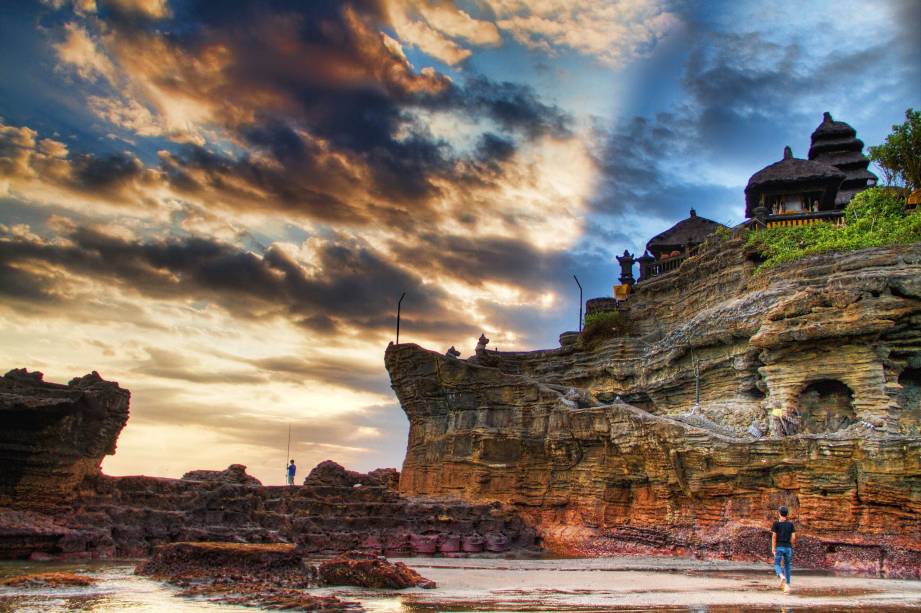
[869,108,921,194]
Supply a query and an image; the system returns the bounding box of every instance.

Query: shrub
[581,310,633,344]
[746,188,921,271]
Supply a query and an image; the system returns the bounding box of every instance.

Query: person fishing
[286,459,297,486]
[771,505,797,593]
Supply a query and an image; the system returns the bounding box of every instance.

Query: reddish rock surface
[386,242,921,578]
[0,572,95,587]
[318,550,436,589]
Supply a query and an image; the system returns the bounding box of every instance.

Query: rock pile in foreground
[135,542,435,611]
[318,550,436,589]
[136,542,362,611]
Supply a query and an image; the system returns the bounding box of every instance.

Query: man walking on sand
[772,505,796,593]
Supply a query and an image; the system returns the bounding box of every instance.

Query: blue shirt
[287,464,296,476]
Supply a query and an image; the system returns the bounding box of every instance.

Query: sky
[1,0,918,485]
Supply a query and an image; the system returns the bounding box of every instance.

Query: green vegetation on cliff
[747,188,921,270]
[581,310,634,345]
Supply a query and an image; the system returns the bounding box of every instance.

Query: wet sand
[347,557,921,612]
[1,556,920,612]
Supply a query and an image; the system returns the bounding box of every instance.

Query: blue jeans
[774,546,792,584]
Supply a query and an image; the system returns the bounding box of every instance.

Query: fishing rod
[285,424,291,485]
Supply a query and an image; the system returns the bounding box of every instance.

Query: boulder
[181,464,262,486]
[318,551,436,589]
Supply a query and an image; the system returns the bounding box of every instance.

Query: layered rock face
[386,241,921,577]
[0,369,129,509]
[0,460,533,560]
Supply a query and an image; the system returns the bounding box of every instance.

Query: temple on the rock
[617,112,877,289]
[745,113,877,228]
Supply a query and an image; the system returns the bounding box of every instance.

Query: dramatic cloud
[387,0,501,65]
[1,0,915,484]
[483,0,678,67]
[53,22,115,83]
[0,222,477,340]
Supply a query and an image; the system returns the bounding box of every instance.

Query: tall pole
[573,275,583,332]
[285,424,291,484]
[396,291,406,344]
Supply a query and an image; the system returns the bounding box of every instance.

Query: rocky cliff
[0,369,129,509]
[385,240,921,577]
[0,368,533,560]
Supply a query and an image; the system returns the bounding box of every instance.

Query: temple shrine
[617,112,877,289]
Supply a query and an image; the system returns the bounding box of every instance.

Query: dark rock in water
[0,369,129,510]
[181,464,262,486]
[318,550,436,589]
[136,542,304,581]
[136,542,361,611]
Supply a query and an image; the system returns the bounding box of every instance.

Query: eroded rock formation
[0,369,129,509]
[386,241,921,577]
[0,462,533,560]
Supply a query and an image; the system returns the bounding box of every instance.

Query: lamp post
[573,275,583,332]
[396,292,406,344]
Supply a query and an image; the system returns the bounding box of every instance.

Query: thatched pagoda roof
[747,147,845,187]
[645,209,725,256]
[744,146,844,215]
[807,112,876,204]
[810,112,857,141]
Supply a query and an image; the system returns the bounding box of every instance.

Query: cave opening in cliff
[798,379,856,433]
[897,368,921,434]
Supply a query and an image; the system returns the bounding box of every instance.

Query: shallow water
[1,557,919,612]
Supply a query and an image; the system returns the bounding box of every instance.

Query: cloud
[387,0,501,65]
[0,121,160,209]
[0,222,479,342]
[53,22,116,83]
[103,0,170,19]
[484,0,679,67]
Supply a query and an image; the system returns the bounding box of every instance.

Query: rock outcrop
[0,370,532,561]
[318,550,436,588]
[386,241,921,578]
[136,542,361,611]
[182,464,263,486]
[0,369,129,510]
[1,449,533,562]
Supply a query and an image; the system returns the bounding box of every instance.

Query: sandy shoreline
[337,557,921,611]
[2,556,920,611]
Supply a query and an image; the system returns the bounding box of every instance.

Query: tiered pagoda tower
[808,112,877,206]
